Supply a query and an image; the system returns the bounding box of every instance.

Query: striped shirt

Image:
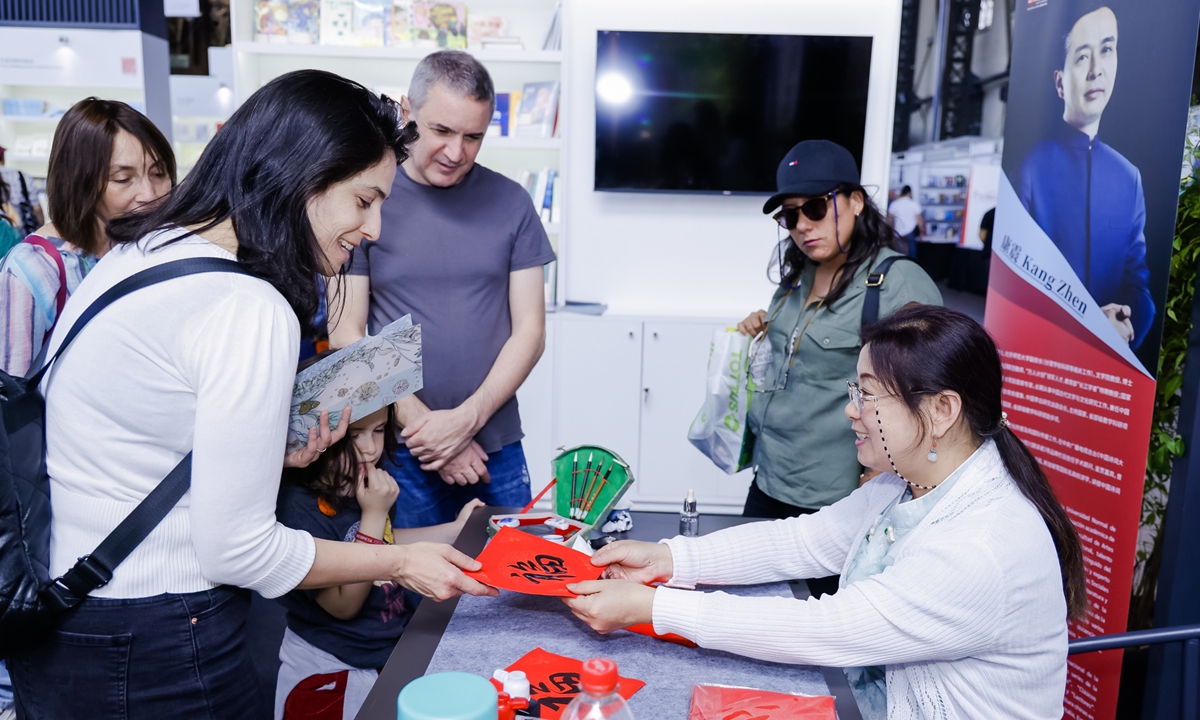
[0,234,95,376]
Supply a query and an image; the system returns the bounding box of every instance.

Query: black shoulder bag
[0,257,250,656]
[860,255,920,331]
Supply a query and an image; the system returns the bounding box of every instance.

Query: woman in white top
[10,70,496,720]
[564,305,1087,719]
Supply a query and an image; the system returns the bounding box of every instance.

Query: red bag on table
[688,684,837,719]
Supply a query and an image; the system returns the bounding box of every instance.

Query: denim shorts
[11,586,266,720]
[385,441,533,528]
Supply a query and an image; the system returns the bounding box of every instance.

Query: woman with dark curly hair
[9,70,495,720]
[734,141,942,579]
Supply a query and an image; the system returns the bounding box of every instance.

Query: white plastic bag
[687,328,754,474]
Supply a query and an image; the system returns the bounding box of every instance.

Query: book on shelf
[549,179,561,224]
[352,0,388,46]
[467,15,507,47]
[515,168,560,224]
[487,93,511,138]
[256,0,289,42]
[540,170,556,222]
[388,0,412,45]
[531,170,549,222]
[515,81,559,138]
[287,0,320,43]
[411,0,466,49]
[319,0,355,45]
[507,90,522,136]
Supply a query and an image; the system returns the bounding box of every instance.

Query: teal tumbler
[397,672,498,720]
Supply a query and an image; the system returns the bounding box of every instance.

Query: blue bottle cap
[397,672,498,720]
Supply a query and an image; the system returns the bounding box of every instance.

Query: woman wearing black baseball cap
[735,140,942,577]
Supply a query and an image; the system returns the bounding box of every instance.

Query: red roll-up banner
[986,1,1199,716]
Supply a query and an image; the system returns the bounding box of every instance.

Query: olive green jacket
[745,248,942,509]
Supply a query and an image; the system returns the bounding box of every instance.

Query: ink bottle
[679,489,699,537]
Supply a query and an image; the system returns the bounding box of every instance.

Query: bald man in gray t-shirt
[330,51,556,527]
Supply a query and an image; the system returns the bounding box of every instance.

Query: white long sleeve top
[652,440,1069,719]
[42,229,315,599]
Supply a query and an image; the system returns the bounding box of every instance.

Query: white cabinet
[551,317,644,472]
[515,321,555,501]
[638,321,754,510]
[538,314,753,515]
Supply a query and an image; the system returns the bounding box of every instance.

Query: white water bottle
[561,658,635,720]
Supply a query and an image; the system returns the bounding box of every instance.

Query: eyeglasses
[846,381,881,413]
[773,192,837,230]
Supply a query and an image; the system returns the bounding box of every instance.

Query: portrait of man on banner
[1016,5,1155,349]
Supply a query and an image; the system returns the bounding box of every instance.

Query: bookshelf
[235,42,562,63]
[228,0,567,304]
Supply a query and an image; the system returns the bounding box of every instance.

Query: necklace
[873,406,938,490]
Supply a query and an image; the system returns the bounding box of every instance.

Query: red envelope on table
[688,684,836,720]
[465,527,603,596]
[505,647,645,720]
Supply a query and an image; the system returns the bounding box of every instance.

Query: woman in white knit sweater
[564,305,1087,719]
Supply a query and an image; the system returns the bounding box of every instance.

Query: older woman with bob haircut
[0,98,175,376]
[564,305,1087,719]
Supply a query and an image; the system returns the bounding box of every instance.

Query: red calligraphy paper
[688,684,836,720]
[465,527,602,597]
[504,648,645,720]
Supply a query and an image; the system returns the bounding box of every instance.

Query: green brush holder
[552,445,634,530]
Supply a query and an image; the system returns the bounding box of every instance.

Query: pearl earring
[927,440,938,463]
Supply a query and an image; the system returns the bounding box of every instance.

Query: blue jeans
[385,441,532,528]
[10,586,266,720]
[903,229,920,258]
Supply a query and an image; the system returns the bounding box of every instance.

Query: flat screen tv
[594,30,874,194]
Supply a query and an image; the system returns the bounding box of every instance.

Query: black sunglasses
[773,192,837,230]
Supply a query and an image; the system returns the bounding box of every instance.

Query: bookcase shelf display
[228,0,567,305]
[233,41,561,64]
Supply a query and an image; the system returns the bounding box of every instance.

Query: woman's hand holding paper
[589,540,675,585]
[561,579,656,634]
[284,406,352,468]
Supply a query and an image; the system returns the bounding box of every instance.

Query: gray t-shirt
[349,164,556,453]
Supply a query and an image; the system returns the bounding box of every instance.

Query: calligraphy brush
[582,464,616,519]
[577,459,604,519]
[576,453,594,517]
[569,452,579,518]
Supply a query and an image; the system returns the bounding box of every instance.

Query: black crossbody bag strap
[860,255,919,331]
[40,257,251,612]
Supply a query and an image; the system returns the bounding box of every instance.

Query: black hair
[862,304,1088,620]
[283,350,400,509]
[1059,3,1114,67]
[107,70,417,334]
[900,185,912,196]
[775,183,904,305]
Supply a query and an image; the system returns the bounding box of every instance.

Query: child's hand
[455,498,486,527]
[356,466,399,518]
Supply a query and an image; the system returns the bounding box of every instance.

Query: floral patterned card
[286,315,423,452]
